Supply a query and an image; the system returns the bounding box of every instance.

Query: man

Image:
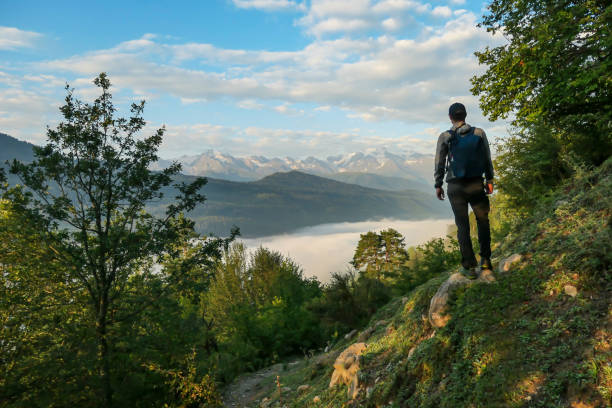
[434,102,494,279]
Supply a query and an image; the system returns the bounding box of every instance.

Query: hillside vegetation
[234,157,611,408]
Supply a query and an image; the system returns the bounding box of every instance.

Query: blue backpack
[447,127,486,179]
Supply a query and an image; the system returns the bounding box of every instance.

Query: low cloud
[242,218,454,282]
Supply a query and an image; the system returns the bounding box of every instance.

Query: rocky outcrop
[428,271,496,328]
[498,253,522,273]
[329,342,367,399]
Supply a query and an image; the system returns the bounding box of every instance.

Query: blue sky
[1,0,507,159]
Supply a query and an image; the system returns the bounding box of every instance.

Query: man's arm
[479,129,494,194]
[434,132,449,189]
[481,130,494,182]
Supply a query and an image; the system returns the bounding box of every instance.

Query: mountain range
[153,148,434,189]
[0,132,448,237]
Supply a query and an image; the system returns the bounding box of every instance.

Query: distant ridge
[0,133,449,237]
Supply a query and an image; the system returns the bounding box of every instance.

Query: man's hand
[436,187,445,200]
[485,181,494,195]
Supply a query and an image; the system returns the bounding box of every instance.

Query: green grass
[250,158,611,407]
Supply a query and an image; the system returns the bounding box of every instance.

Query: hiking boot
[460,266,479,280]
[480,258,493,271]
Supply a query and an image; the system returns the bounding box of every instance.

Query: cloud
[0,26,43,50]
[0,87,60,143]
[38,12,503,126]
[298,0,432,37]
[231,0,305,11]
[242,218,453,281]
[431,6,452,18]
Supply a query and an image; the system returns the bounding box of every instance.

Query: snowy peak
[155,150,434,183]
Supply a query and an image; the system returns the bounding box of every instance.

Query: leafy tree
[352,231,382,279]
[2,73,223,407]
[352,229,409,282]
[204,244,322,380]
[379,228,409,280]
[471,0,612,166]
[0,197,95,406]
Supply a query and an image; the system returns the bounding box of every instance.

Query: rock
[344,329,357,340]
[281,386,291,393]
[357,326,375,342]
[313,396,321,403]
[499,254,522,273]
[375,320,387,328]
[260,397,271,408]
[479,269,496,283]
[401,296,408,304]
[329,342,367,399]
[297,384,311,393]
[564,284,578,297]
[428,272,496,328]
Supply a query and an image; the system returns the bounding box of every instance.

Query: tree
[2,73,220,407]
[471,0,612,166]
[352,231,383,279]
[352,229,409,282]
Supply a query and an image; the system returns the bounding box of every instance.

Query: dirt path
[223,360,301,407]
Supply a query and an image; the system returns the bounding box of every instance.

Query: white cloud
[382,17,401,31]
[242,218,453,281]
[431,6,452,18]
[0,88,60,143]
[231,0,305,11]
[0,26,43,50]
[37,11,503,126]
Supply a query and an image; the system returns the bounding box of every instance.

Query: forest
[1,0,610,406]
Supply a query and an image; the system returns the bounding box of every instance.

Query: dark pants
[447,177,491,269]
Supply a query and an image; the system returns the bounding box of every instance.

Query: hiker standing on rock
[434,102,494,279]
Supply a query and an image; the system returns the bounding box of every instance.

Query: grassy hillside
[232,159,611,407]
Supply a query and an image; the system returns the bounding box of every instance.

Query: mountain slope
[324,172,431,193]
[0,133,450,238]
[161,171,449,237]
[153,148,433,184]
[232,158,612,406]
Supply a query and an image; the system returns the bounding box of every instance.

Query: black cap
[449,102,466,116]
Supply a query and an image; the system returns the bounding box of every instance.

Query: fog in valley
[242,218,454,283]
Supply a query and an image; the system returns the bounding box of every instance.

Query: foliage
[0,73,230,407]
[352,228,410,283]
[492,120,573,213]
[311,270,392,336]
[146,350,223,408]
[267,158,611,408]
[204,244,323,381]
[471,0,612,167]
[400,236,461,290]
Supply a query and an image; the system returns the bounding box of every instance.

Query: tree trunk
[97,296,112,408]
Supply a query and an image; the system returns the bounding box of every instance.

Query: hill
[324,171,431,193]
[223,158,612,407]
[0,133,449,238]
[152,148,432,184]
[160,171,449,237]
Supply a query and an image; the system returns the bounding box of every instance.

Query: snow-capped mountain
[154,148,434,184]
